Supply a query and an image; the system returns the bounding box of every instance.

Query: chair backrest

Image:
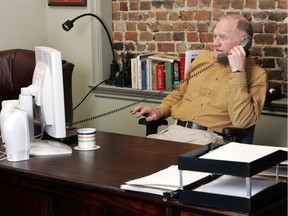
[0,49,74,124]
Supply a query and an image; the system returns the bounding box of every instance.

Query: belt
[176,120,208,131]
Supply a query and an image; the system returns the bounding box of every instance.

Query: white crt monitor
[0,46,72,161]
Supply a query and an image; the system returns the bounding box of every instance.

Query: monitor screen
[0,46,72,161]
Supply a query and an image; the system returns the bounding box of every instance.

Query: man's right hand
[130,106,165,122]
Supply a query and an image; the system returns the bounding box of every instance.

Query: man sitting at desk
[130,14,267,145]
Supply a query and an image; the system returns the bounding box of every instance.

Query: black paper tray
[178,143,287,177]
[179,178,286,213]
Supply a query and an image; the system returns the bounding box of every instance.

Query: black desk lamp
[62,13,119,85]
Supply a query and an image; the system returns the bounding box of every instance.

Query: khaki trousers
[147,125,225,145]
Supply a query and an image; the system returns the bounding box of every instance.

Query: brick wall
[112,0,288,94]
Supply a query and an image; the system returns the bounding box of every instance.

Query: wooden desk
[0,131,286,216]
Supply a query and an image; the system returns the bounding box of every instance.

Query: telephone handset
[217,38,252,63]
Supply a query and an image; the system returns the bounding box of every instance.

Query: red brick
[139,32,154,41]
[259,0,276,9]
[151,1,163,9]
[231,0,244,9]
[187,32,199,42]
[245,0,257,9]
[120,2,128,11]
[199,0,211,8]
[147,43,156,52]
[269,12,288,22]
[252,23,264,33]
[180,11,194,21]
[112,12,121,21]
[197,23,209,32]
[254,34,275,44]
[113,32,123,41]
[279,23,288,34]
[187,0,198,7]
[163,1,174,9]
[213,0,230,9]
[136,43,146,52]
[155,32,172,41]
[157,43,175,52]
[128,12,140,21]
[200,33,213,43]
[194,11,212,21]
[137,22,147,31]
[140,1,151,10]
[184,23,197,31]
[175,0,185,7]
[112,2,120,11]
[148,22,160,32]
[169,12,179,21]
[276,35,288,45]
[160,22,173,31]
[156,11,169,20]
[264,47,283,57]
[129,2,139,10]
[173,23,185,31]
[173,32,185,41]
[126,22,136,31]
[125,32,138,41]
[264,22,278,33]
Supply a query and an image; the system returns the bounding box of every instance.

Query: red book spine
[180,57,186,81]
[156,64,165,90]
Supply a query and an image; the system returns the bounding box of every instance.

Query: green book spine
[164,62,174,92]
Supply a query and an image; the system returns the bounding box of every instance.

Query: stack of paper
[200,142,288,181]
[120,165,210,196]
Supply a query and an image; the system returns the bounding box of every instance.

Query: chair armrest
[222,125,255,144]
[222,127,248,137]
[138,118,168,136]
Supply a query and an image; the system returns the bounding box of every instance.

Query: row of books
[130,50,207,91]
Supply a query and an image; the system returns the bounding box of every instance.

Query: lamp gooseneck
[62,13,119,84]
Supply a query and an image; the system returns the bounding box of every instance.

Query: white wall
[0,0,47,50]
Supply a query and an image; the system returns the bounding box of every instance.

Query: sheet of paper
[200,142,288,163]
[121,165,210,194]
[194,175,277,197]
[120,184,167,196]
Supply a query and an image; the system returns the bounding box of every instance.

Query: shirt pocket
[209,85,229,110]
[185,78,204,98]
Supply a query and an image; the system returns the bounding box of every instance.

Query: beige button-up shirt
[158,51,267,133]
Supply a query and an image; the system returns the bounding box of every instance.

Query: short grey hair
[222,14,253,39]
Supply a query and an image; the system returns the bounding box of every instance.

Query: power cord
[73,79,109,111]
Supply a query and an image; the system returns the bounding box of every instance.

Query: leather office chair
[0,49,74,125]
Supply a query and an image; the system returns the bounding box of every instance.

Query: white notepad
[121,165,210,195]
